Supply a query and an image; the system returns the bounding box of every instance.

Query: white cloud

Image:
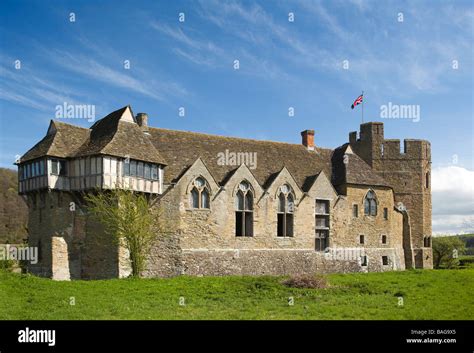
[0,60,84,112]
[49,50,187,102]
[151,19,290,80]
[432,166,474,234]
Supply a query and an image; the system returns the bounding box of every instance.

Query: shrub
[432,236,466,269]
[0,259,16,272]
[282,274,328,289]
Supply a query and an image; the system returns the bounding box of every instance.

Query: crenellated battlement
[382,139,431,160]
[349,122,430,162]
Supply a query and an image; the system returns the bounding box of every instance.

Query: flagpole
[361,90,364,124]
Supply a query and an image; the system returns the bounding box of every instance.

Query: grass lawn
[1,269,473,320]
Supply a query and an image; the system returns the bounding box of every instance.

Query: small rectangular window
[383,208,388,220]
[39,160,44,175]
[123,160,130,176]
[130,161,137,176]
[359,235,365,244]
[382,256,388,266]
[315,199,330,249]
[151,165,158,180]
[59,160,67,176]
[316,215,328,228]
[315,200,329,214]
[353,204,358,218]
[51,159,59,175]
[236,212,243,236]
[137,162,144,178]
[361,256,367,266]
[382,235,387,244]
[144,163,151,179]
[315,230,328,252]
[424,236,431,247]
[277,213,284,237]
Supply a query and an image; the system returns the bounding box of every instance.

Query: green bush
[432,236,466,269]
[0,259,16,272]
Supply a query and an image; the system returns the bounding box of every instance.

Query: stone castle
[17,106,433,280]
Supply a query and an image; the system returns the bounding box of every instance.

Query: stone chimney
[136,113,149,133]
[301,130,315,150]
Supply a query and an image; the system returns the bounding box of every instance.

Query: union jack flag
[351,94,363,109]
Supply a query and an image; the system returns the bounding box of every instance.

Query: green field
[1,269,473,320]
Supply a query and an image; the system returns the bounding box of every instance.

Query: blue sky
[0,0,473,233]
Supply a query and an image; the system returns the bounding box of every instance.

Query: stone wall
[143,163,407,277]
[25,121,430,279]
[27,190,130,280]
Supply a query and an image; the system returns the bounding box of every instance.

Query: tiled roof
[75,106,166,165]
[331,144,389,187]
[19,121,89,163]
[18,106,390,191]
[148,127,334,190]
[19,106,166,165]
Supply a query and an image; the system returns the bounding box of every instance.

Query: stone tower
[349,122,433,269]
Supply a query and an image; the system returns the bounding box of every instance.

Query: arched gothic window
[190,177,210,209]
[235,181,253,236]
[364,190,377,216]
[277,184,294,237]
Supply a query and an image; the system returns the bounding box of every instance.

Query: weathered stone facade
[349,122,433,268]
[17,107,432,280]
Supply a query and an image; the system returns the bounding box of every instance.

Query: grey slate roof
[147,127,334,190]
